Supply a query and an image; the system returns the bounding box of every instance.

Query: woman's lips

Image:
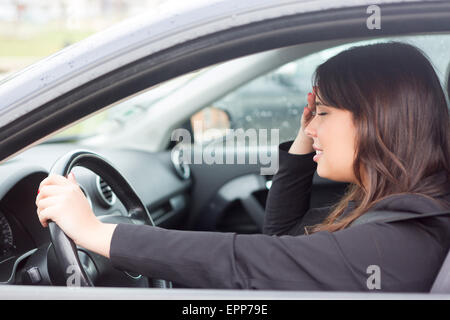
[313,150,323,162]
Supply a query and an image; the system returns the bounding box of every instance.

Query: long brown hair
[307,41,450,234]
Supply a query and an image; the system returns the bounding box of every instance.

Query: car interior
[0,9,449,292]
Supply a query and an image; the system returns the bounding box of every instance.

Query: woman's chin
[316,161,331,181]
[316,165,324,178]
[315,156,324,175]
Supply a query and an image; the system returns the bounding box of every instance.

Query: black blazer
[109,141,450,291]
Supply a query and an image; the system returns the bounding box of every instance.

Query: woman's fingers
[308,89,316,110]
[37,173,82,204]
[36,196,59,212]
[37,206,56,228]
[67,172,77,184]
[302,90,316,129]
[36,196,60,228]
[38,174,72,191]
[307,91,313,105]
[36,185,65,204]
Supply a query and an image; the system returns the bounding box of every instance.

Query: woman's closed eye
[311,111,327,116]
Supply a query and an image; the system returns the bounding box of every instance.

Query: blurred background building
[0,0,168,80]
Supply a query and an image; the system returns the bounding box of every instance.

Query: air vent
[95,176,116,207]
[170,147,190,180]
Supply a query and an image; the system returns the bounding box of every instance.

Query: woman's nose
[304,116,318,138]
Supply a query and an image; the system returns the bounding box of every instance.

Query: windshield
[46,70,203,142]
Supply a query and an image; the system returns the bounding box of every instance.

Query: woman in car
[35,41,450,291]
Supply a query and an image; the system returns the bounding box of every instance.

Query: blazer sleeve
[109,217,447,291]
[263,140,318,235]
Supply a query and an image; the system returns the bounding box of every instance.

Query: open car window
[190,34,450,146]
[43,33,450,146]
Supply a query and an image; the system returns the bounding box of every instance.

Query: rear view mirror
[190,106,231,144]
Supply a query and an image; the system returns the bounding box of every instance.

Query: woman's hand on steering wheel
[36,172,117,258]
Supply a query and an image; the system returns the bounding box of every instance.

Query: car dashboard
[0,142,192,285]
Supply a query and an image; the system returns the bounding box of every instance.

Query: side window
[189,34,450,146]
[189,45,343,145]
[190,58,315,145]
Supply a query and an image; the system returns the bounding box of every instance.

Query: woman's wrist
[76,222,118,259]
[289,131,314,155]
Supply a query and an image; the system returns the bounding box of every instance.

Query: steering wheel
[47,149,171,288]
